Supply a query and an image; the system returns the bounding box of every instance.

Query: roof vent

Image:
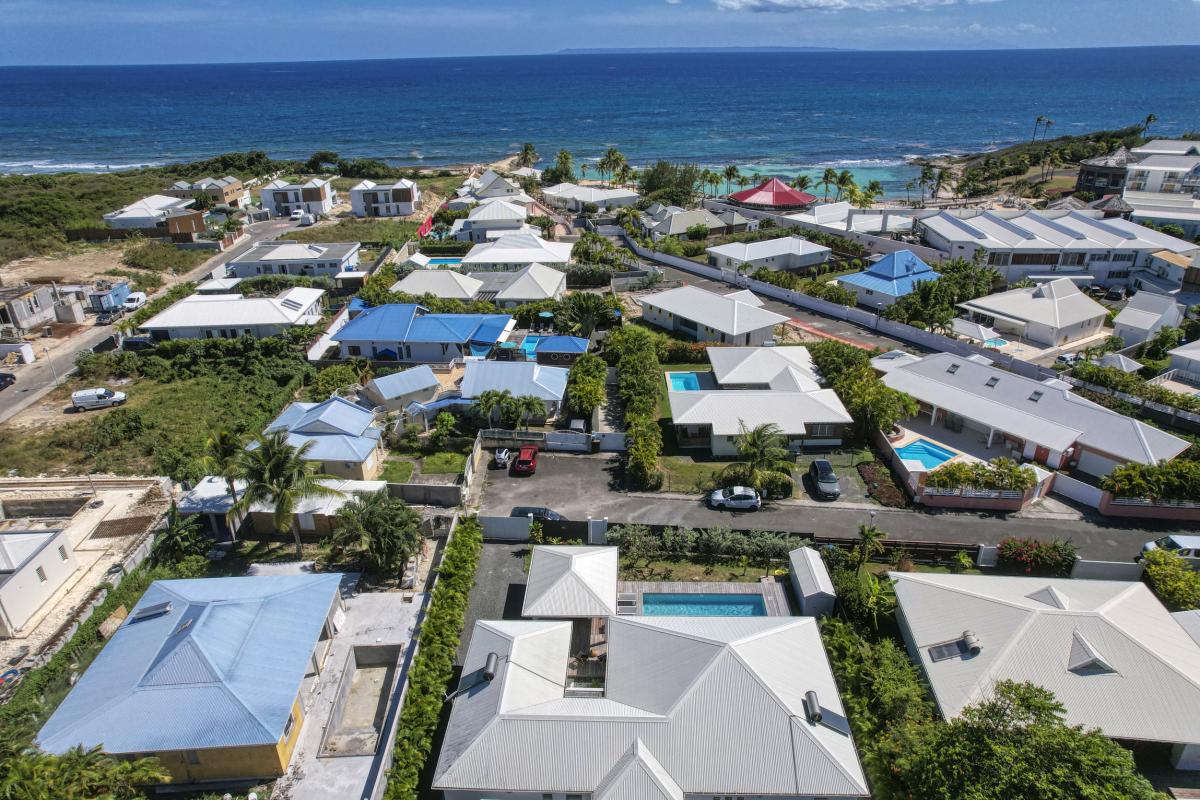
[946,363,960,374]
[1029,390,1044,402]
[962,630,981,656]
[985,376,1000,388]
[1068,630,1116,674]
[129,601,172,623]
[483,652,500,682]
[803,690,822,724]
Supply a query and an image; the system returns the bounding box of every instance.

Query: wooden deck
[617,579,790,616]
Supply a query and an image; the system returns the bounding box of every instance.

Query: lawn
[421,451,467,474]
[285,217,419,247]
[658,454,733,494]
[380,457,415,483]
[414,173,466,197]
[620,557,780,582]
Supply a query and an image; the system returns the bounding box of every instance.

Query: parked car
[0,372,15,391]
[708,486,761,511]
[71,387,127,411]
[1055,353,1081,366]
[1105,287,1126,302]
[1142,535,1200,570]
[512,445,538,475]
[121,336,155,352]
[299,213,315,226]
[493,448,512,469]
[122,292,147,312]
[289,209,304,221]
[1088,285,1107,297]
[96,308,124,325]
[510,506,566,522]
[807,459,842,500]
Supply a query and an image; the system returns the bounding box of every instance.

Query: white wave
[808,158,909,168]
[0,159,166,172]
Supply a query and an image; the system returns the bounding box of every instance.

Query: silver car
[1142,535,1200,570]
[708,486,761,511]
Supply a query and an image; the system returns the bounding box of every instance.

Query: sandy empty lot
[0,244,126,286]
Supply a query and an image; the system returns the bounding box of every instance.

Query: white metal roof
[522,546,618,617]
[103,194,194,221]
[461,233,573,265]
[1168,339,1200,362]
[920,209,1199,255]
[668,389,851,436]
[1113,291,1182,334]
[638,285,788,336]
[390,269,483,300]
[788,546,835,598]
[958,278,1106,331]
[467,199,527,222]
[706,236,831,263]
[234,241,358,263]
[880,352,1189,464]
[434,615,868,796]
[139,287,324,330]
[1132,139,1200,156]
[472,262,565,302]
[543,183,640,204]
[891,572,1200,746]
[705,345,820,390]
[1128,154,1200,172]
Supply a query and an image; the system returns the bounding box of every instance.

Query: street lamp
[42,347,58,384]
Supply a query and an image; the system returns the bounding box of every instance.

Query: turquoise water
[427,257,463,267]
[642,593,767,617]
[668,372,701,391]
[896,438,956,470]
[519,335,543,358]
[984,337,1008,348]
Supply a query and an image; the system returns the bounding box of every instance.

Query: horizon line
[1,42,1197,69]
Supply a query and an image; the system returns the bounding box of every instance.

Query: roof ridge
[1096,595,1200,695]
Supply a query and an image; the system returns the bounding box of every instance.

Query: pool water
[895,438,957,470]
[519,335,543,358]
[668,372,701,391]
[984,337,1008,348]
[641,593,767,616]
[427,257,463,267]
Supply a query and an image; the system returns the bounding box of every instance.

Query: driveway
[0,217,298,426]
[458,542,528,664]
[478,452,1190,562]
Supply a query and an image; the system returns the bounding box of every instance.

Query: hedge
[385,516,483,800]
[604,326,664,488]
[997,536,1077,576]
[117,281,196,333]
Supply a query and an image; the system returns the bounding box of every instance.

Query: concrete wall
[1070,558,1145,580]
[387,482,463,507]
[1098,493,1200,521]
[479,515,532,541]
[1052,473,1105,508]
[147,696,301,782]
[0,529,77,637]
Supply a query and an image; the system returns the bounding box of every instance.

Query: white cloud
[665,0,684,4]
[714,0,1002,10]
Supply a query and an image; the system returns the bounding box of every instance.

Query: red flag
[417,215,433,238]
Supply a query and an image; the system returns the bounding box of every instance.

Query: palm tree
[559,291,609,336]
[329,489,421,574]
[861,572,894,630]
[1142,114,1157,137]
[234,431,342,558]
[599,147,626,186]
[151,502,205,567]
[750,172,764,187]
[580,163,591,181]
[722,164,741,197]
[918,163,934,204]
[1030,114,1046,145]
[791,174,812,192]
[1040,118,1054,144]
[904,180,914,205]
[554,149,575,182]
[834,169,856,201]
[821,167,838,201]
[865,179,884,202]
[475,388,513,427]
[703,169,721,198]
[720,422,794,498]
[855,523,887,572]
[517,142,539,168]
[512,394,547,429]
[200,429,243,542]
[2,745,169,799]
[931,168,948,201]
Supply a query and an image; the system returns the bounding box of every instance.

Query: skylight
[985,376,1000,388]
[1029,390,1044,402]
[946,363,960,374]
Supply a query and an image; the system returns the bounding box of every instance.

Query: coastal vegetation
[751,267,858,306]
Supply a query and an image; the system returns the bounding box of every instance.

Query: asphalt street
[0,218,297,425]
[477,453,1186,563]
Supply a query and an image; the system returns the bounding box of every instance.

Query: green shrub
[925,458,1037,491]
[122,241,210,273]
[604,326,664,489]
[566,352,606,415]
[997,536,1077,576]
[118,281,196,332]
[385,517,483,799]
[1142,549,1200,610]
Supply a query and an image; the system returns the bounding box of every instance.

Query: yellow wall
[142,696,305,783]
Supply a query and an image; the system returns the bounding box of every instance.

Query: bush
[122,241,210,273]
[566,352,606,416]
[385,518,483,799]
[1142,549,1200,610]
[857,461,908,507]
[997,536,1077,576]
[604,326,665,489]
[118,281,196,333]
[236,273,332,297]
[925,457,1037,491]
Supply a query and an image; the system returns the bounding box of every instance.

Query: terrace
[616,580,790,616]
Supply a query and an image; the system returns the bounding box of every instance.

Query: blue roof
[534,335,589,354]
[37,574,342,754]
[263,397,381,463]
[839,250,939,298]
[368,365,439,400]
[332,303,511,345]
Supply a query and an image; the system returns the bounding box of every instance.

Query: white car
[71,387,127,411]
[122,292,147,312]
[289,209,304,221]
[708,486,761,511]
[1142,535,1200,570]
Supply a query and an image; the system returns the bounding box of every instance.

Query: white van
[71,387,127,411]
[1142,535,1200,570]
[123,292,148,312]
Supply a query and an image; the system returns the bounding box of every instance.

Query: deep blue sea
[1,47,1197,196]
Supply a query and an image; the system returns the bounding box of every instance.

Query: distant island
[556,46,850,55]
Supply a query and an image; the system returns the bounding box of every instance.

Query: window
[58,545,68,561]
[808,423,836,437]
[347,345,361,357]
[283,713,296,740]
[36,566,47,583]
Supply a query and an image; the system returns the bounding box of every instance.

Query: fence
[1051,473,1104,508]
[386,482,462,507]
[479,514,531,540]
[1070,558,1144,581]
[478,514,609,543]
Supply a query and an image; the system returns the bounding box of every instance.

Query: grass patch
[122,240,211,273]
[102,267,164,292]
[658,455,733,493]
[381,458,416,483]
[285,217,419,248]
[620,557,771,582]
[420,451,466,475]
[414,173,465,197]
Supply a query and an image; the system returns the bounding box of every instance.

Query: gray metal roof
[37,574,342,754]
[706,345,820,390]
[891,573,1200,746]
[522,546,618,617]
[434,615,868,796]
[460,360,568,403]
[958,278,1106,331]
[638,285,788,336]
[366,365,440,400]
[668,389,851,436]
[1113,291,1182,334]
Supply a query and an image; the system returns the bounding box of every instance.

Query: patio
[891,414,1019,469]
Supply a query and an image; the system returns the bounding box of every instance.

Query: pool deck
[618,579,790,616]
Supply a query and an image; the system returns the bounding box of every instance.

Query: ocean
[1,46,1197,196]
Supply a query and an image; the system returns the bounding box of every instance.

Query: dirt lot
[3,377,134,433]
[0,244,125,285]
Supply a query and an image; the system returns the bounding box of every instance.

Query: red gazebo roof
[729,178,817,208]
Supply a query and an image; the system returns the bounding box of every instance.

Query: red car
[512,445,538,475]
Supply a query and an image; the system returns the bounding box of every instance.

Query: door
[298,513,316,532]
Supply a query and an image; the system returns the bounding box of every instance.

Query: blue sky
[2,0,1199,65]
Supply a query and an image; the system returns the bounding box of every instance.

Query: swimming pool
[641,593,767,617]
[984,337,1008,348]
[519,335,543,358]
[895,438,957,470]
[668,372,702,391]
[427,257,463,267]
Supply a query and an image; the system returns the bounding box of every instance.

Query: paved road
[0,218,297,425]
[478,453,1187,563]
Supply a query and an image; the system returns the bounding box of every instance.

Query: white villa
[460,233,572,271]
[349,179,420,218]
[102,194,195,229]
[706,235,832,273]
[638,285,788,346]
[259,177,337,217]
[1169,339,1200,384]
[956,278,1107,348]
[391,263,566,306]
[787,200,915,235]
[225,241,361,279]
[449,199,530,243]
[137,287,325,341]
[1112,291,1185,345]
[0,529,78,638]
[542,182,640,212]
[891,573,1200,771]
